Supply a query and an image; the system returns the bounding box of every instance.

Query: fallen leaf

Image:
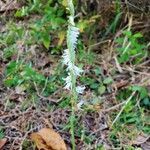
[141,140,150,150]
[31,128,67,150]
[132,134,150,150]
[133,134,149,145]
[30,133,50,150]
[0,138,7,149]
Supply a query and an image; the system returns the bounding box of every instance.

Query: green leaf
[4,78,14,87]
[98,85,106,95]
[103,77,113,84]
[133,33,143,38]
[123,30,132,37]
[93,67,102,76]
[142,97,150,107]
[131,86,148,99]
[0,128,4,139]
[90,83,99,89]
[15,6,29,17]
[42,36,50,49]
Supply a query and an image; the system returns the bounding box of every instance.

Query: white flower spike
[62,13,85,94]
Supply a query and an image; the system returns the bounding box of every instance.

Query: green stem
[66,1,78,149]
[70,58,77,150]
[70,104,76,150]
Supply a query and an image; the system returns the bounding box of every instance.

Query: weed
[110,87,150,148]
[96,145,105,150]
[103,0,122,39]
[4,61,59,106]
[77,41,96,65]
[80,66,113,96]
[116,30,147,63]
[3,46,17,61]
[15,0,66,52]
[4,61,45,87]
[58,97,71,108]
[22,140,35,150]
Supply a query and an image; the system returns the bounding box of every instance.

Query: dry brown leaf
[133,134,149,145]
[38,128,67,150]
[132,134,150,150]
[0,138,7,149]
[31,128,67,150]
[30,133,50,150]
[141,140,150,150]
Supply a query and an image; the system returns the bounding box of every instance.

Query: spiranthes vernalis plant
[62,0,85,149]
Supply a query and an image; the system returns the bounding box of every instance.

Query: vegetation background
[0,0,150,149]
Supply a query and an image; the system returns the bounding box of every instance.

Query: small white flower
[63,74,72,90]
[62,9,85,95]
[77,99,84,109]
[67,26,79,51]
[76,86,85,94]
[62,49,70,65]
[74,65,83,76]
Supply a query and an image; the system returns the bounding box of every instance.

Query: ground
[0,0,150,150]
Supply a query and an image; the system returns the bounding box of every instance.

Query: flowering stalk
[62,0,85,149]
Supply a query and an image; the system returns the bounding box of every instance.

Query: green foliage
[111,87,150,147]
[103,77,113,85]
[80,66,113,96]
[58,97,70,108]
[130,85,150,109]
[0,1,67,55]
[0,23,25,47]
[103,0,122,39]
[116,30,147,63]
[117,86,150,133]
[29,7,65,50]
[109,132,120,148]
[96,145,105,150]
[22,140,35,150]
[117,86,149,110]
[104,12,122,39]
[130,85,148,99]
[4,61,45,87]
[77,41,96,65]
[4,61,58,96]
[15,0,65,17]
[2,46,17,61]
[0,128,4,139]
